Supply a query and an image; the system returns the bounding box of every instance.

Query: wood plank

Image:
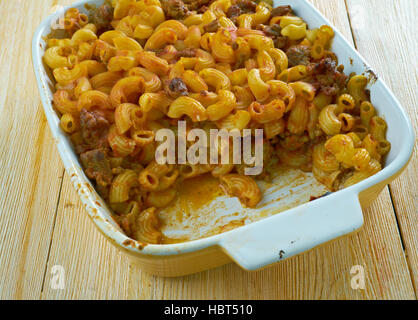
[41,174,153,299]
[40,0,415,299]
[0,0,65,299]
[346,0,418,296]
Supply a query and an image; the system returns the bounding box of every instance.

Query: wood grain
[40,0,415,300]
[0,0,65,299]
[0,0,416,300]
[346,0,418,295]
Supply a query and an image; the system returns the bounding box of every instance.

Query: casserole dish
[32,0,414,276]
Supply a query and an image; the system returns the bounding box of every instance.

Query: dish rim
[32,0,415,260]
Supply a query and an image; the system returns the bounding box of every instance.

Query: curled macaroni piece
[220,174,262,208]
[267,80,295,111]
[312,143,340,173]
[44,46,74,69]
[264,118,285,139]
[108,125,136,157]
[252,2,271,25]
[182,70,208,93]
[313,166,343,192]
[311,25,334,59]
[53,64,88,86]
[324,134,355,168]
[216,110,251,131]
[60,113,79,134]
[206,90,236,121]
[53,90,78,114]
[139,92,173,115]
[73,77,92,98]
[139,161,173,191]
[156,169,179,191]
[287,97,310,135]
[127,67,162,92]
[249,99,285,124]
[360,101,375,127]
[110,76,145,108]
[362,134,381,161]
[132,207,163,244]
[78,61,105,77]
[248,69,270,101]
[155,20,188,39]
[233,86,255,110]
[268,48,288,74]
[167,96,208,122]
[343,159,381,188]
[199,68,231,91]
[352,148,371,171]
[184,25,202,49]
[369,116,387,142]
[377,140,391,156]
[347,75,368,106]
[337,93,355,111]
[307,103,320,139]
[229,68,248,86]
[289,82,316,101]
[244,34,274,51]
[115,103,142,134]
[277,65,308,83]
[72,28,97,44]
[145,28,178,50]
[189,91,218,107]
[78,90,113,111]
[90,71,122,93]
[109,169,139,203]
[136,51,170,76]
[63,8,88,35]
[256,50,276,81]
[318,104,342,136]
[113,36,143,51]
[208,0,230,19]
[131,128,155,147]
[108,54,138,72]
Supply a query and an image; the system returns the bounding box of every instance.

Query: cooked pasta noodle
[45,2,390,244]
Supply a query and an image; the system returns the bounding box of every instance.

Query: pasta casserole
[43,0,391,244]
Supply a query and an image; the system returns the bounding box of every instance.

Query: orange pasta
[45,2,390,244]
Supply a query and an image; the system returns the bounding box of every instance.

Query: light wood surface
[346,0,418,296]
[0,0,416,300]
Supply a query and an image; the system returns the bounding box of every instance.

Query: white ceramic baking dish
[32,0,414,276]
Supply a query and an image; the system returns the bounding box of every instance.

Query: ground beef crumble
[166,77,188,98]
[79,108,110,151]
[91,3,114,34]
[271,5,293,17]
[286,45,312,67]
[175,48,197,59]
[161,0,191,20]
[80,149,113,187]
[306,57,348,96]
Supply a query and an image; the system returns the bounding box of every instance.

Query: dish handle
[219,191,364,271]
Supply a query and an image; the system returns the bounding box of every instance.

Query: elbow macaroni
[46,2,390,244]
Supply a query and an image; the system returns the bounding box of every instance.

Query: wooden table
[0,0,416,300]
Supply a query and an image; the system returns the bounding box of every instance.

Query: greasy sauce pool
[159,165,329,243]
[177,174,224,220]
